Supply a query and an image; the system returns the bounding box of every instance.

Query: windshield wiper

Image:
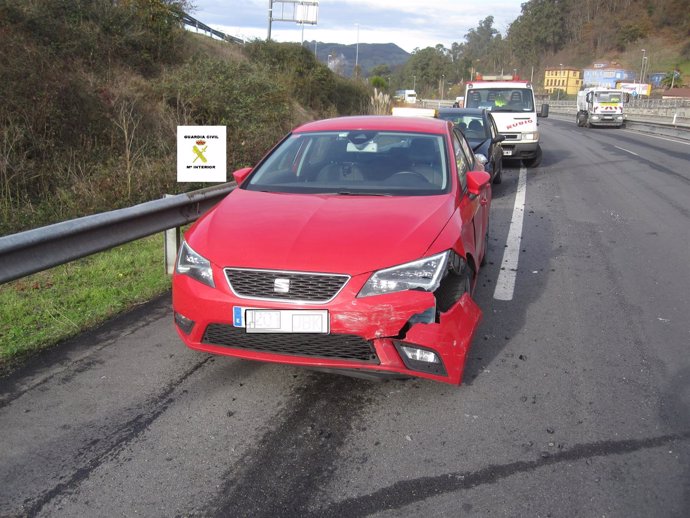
[332,191,392,196]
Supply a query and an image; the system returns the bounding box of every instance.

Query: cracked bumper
[173,270,482,385]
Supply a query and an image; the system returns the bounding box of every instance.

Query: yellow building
[544,67,582,96]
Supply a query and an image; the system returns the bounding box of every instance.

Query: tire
[492,161,502,184]
[467,263,476,296]
[522,145,542,168]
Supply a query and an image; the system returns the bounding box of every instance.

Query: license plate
[503,149,513,156]
[604,115,613,119]
[234,307,329,334]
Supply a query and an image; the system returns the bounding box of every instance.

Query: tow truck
[465,75,549,168]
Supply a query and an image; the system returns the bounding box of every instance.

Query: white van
[395,89,417,104]
[464,79,549,167]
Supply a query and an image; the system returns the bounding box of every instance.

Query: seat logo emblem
[274,278,290,293]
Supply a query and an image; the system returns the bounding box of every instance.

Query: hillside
[304,41,410,77]
[0,1,370,235]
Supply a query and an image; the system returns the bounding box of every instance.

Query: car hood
[189,189,455,275]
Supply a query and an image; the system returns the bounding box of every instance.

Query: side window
[452,130,469,192]
[489,117,497,139]
[456,130,476,171]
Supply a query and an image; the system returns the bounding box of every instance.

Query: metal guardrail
[421,98,690,139]
[547,102,690,140]
[180,12,244,44]
[0,183,235,285]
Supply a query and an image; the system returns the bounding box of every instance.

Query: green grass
[0,234,172,371]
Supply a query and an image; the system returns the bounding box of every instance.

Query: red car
[173,116,491,385]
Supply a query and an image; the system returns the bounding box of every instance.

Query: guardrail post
[164,194,180,275]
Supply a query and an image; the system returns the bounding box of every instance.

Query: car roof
[293,115,450,135]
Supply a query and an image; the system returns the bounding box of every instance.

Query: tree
[369,64,392,78]
[401,46,452,98]
[370,76,387,89]
[661,69,682,89]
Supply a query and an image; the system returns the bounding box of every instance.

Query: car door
[452,129,487,265]
[488,114,503,167]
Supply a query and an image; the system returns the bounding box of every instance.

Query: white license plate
[234,307,329,334]
[503,149,513,156]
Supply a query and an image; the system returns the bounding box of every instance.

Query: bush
[160,57,294,167]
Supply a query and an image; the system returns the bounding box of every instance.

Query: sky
[188,0,525,53]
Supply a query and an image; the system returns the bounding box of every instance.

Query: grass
[0,233,172,371]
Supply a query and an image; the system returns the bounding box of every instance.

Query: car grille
[224,268,349,303]
[202,324,379,363]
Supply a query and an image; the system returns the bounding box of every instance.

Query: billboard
[616,82,652,97]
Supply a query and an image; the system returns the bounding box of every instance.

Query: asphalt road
[2,118,689,517]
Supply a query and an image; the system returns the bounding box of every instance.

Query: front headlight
[176,240,215,288]
[522,132,538,141]
[358,251,449,298]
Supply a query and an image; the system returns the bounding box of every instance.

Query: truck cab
[576,88,629,128]
[465,77,548,168]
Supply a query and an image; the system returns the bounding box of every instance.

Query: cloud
[189,0,524,53]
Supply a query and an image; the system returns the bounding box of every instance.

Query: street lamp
[441,74,445,100]
[564,64,570,97]
[640,49,646,83]
[558,64,563,100]
[413,75,416,91]
[354,23,359,79]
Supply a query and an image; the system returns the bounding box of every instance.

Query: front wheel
[492,161,502,184]
[522,145,542,168]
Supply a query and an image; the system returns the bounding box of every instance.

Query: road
[1,118,689,517]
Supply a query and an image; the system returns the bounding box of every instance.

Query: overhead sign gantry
[267,0,319,40]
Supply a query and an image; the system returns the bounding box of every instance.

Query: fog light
[174,312,195,334]
[394,342,447,376]
[401,345,439,363]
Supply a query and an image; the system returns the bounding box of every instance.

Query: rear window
[438,113,487,140]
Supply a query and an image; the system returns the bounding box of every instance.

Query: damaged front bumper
[173,265,482,385]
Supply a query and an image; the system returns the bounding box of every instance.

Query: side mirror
[624,93,631,103]
[538,104,549,118]
[586,92,593,103]
[232,167,252,186]
[493,134,506,143]
[466,170,491,196]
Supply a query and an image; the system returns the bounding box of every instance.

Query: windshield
[244,130,450,196]
[437,113,488,141]
[595,91,622,103]
[465,88,535,113]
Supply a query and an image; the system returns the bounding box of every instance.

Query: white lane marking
[614,145,639,156]
[494,166,527,301]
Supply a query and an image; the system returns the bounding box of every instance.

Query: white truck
[576,88,629,128]
[465,75,549,168]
